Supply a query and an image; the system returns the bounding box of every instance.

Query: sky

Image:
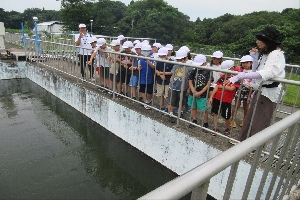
[1,0,299,21]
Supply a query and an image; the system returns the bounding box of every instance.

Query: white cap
[174,50,187,59]
[192,54,206,66]
[212,51,223,58]
[179,46,190,53]
[142,40,149,44]
[97,38,106,47]
[88,37,98,44]
[134,43,143,49]
[110,39,120,47]
[117,35,125,40]
[221,60,235,70]
[165,44,173,50]
[133,40,141,44]
[78,24,86,28]
[240,55,253,63]
[141,44,152,51]
[157,47,168,56]
[122,41,133,48]
[152,43,162,48]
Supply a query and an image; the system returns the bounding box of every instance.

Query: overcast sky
[1,0,299,21]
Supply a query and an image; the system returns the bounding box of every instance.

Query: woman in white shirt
[226,26,285,142]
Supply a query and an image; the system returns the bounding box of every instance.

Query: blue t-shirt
[139,56,156,84]
[156,58,174,85]
[169,65,193,91]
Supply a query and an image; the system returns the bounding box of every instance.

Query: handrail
[138,110,300,199]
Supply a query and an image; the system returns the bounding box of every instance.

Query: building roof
[37,21,63,26]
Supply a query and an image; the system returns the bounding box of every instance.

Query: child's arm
[87,51,97,65]
[209,85,218,104]
[189,80,195,94]
[195,82,210,98]
[218,84,236,91]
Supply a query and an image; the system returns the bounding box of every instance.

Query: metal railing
[138,110,300,199]
[11,36,300,199]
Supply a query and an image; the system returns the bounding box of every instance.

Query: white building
[36,21,64,33]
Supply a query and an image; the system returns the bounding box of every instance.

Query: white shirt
[74,33,93,55]
[250,50,285,103]
[210,64,222,88]
[96,46,111,67]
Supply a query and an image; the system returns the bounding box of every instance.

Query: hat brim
[192,61,204,66]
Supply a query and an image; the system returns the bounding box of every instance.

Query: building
[36,21,64,34]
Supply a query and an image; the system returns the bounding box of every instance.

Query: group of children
[86,35,254,136]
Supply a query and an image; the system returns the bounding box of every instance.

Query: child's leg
[191,107,197,121]
[225,118,231,129]
[131,86,137,98]
[213,114,218,129]
[117,82,122,93]
[242,101,250,120]
[203,110,209,124]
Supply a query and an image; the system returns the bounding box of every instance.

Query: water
[0,79,191,199]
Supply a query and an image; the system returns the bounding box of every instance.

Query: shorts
[167,90,187,107]
[110,73,117,82]
[101,67,110,79]
[156,84,169,99]
[235,86,251,101]
[139,84,153,94]
[116,70,130,84]
[211,98,231,120]
[188,95,208,111]
[130,75,139,87]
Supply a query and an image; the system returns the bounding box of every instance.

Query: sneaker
[229,140,238,145]
[211,127,219,136]
[117,94,123,99]
[144,105,151,110]
[231,121,237,128]
[189,120,197,128]
[139,97,143,102]
[203,124,209,133]
[224,128,231,136]
[132,97,136,100]
[82,77,86,82]
[169,115,176,123]
[90,78,95,82]
[240,120,244,127]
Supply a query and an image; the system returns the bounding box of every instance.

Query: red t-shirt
[214,74,240,103]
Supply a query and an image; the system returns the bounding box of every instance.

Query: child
[118,41,136,98]
[88,38,111,87]
[108,40,121,93]
[168,50,193,123]
[138,44,156,109]
[209,51,223,96]
[87,37,98,80]
[209,60,240,136]
[155,47,174,112]
[129,42,143,100]
[188,54,212,130]
[231,55,253,128]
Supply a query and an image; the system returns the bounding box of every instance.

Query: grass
[283,72,300,107]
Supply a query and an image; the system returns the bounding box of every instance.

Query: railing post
[191,179,210,200]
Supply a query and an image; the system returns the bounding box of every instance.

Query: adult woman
[226,26,285,143]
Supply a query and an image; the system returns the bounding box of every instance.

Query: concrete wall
[0,61,282,199]
[0,22,5,50]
